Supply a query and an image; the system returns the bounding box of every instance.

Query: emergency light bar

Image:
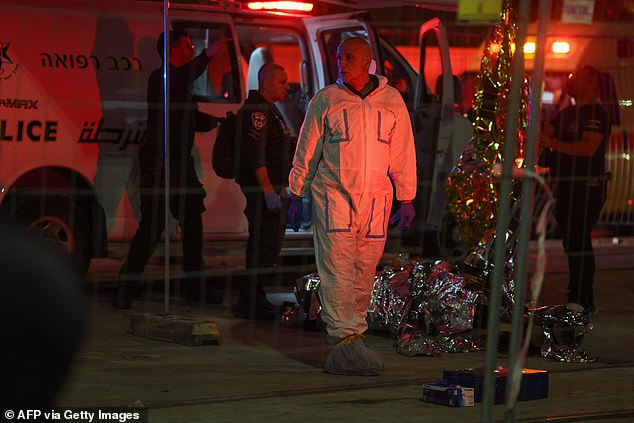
[246,1,314,12]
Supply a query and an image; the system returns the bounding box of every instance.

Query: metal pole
[163,0,171,315]
[481,0,531,421]
[504,0,551,420]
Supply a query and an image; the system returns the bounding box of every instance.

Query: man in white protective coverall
[288,37,416,376]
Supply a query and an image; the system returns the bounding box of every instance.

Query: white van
[0,0,471,273]
[462,21,634,233]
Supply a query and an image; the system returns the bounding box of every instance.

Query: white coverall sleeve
[288,93,326,197]
[389,99,417,201]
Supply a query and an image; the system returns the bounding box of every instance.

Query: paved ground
[53,237,634,422]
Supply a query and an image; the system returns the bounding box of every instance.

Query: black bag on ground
[212,112,239,179]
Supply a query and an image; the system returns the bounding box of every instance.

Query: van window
[378,37,415,106]
[420,33,442,104]
[236,25,308,136]
[173,21,241,103]
[319,27,369,85]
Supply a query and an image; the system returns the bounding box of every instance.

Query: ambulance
[462,20,634,234]
[0,0,471,274]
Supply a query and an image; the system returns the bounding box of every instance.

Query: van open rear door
[413,17,472,259]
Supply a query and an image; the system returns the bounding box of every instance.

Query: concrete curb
[128,314,221,346]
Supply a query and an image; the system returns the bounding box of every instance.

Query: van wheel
[17,197,91,277]
[436,210,469,262]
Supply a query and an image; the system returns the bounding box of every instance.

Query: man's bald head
[339,37,372,59]
[336,37,372,90]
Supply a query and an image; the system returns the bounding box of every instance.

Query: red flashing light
[247,1,314,12]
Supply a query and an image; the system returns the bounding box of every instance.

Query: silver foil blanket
[366,265,411,334]
[463,228,518,320]
[286,259,483,355]
[533,304,596,363]
[395,260,483,356]
[281,273,323,330]
[397,332,484,357]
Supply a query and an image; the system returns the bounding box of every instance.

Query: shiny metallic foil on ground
[463,228,518,320]
[281,273,322,329]
[396,259,482,356]
[367,265,411,334]
[533,304,596,363]
[287,246,594,361]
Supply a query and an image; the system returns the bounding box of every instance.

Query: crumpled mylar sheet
[533,304,596,363]
[286,255,483,356]
[445,0,527,247]
[463,228,518,320]
[286,248,595,362]
[280,273,322,329]
[396,259,483,356]
[366,265,411,335]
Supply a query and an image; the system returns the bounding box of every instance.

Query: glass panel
[236,24,308,136]
[378,37,415,105]
[421,32,441,104]
[174,21,241,103]
[319,27,368,85]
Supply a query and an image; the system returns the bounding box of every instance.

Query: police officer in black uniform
[540,65,610,315]
[113,30,223,309]
[235,63,294,319]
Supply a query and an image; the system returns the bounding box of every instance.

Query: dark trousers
[120,168,205,287]
[554,181,605,310]
[240,187,288,302]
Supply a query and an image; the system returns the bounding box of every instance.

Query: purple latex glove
[389,202,415,230]
[264,192,282,212]
[287,198,303,231]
